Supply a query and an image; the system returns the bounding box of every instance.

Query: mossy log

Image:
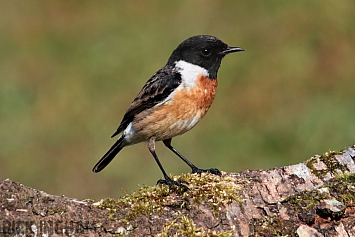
[1,146,355,236]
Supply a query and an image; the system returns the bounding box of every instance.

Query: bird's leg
[163,138,221,176]
[148,137,189,191]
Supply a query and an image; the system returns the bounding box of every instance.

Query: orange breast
[133,75,218,141]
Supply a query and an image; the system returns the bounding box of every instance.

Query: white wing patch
[175,60,209,88]
[156,60,209,107]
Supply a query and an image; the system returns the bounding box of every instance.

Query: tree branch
[1,146,355,236]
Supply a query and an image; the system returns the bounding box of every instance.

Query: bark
[1,145,355,236]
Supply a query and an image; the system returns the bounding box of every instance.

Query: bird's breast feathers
[125,60,218,142]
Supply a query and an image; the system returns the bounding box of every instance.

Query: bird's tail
[92,135,125,173]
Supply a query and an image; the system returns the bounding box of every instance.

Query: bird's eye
[201,48,211,56]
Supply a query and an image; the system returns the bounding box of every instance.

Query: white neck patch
[175,60,209,87]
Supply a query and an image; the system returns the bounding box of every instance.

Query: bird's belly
[132,75,218,141]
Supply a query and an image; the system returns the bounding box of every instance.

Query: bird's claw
[191,167,222,176]
[157,178,189,192]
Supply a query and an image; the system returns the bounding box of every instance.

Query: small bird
[93,35,243,190]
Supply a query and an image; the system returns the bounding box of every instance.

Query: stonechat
[93,35,243,190]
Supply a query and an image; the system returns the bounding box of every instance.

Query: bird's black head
[167,35,243,79]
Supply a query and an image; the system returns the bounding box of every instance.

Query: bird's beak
[221,46,244,55]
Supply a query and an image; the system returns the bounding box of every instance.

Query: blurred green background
[1,1,354,200]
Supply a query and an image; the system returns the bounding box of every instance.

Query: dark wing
[111,65,182,137]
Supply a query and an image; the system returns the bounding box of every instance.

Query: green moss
[155,213,235,237]
[95,173,244,222]
[306,150,344,179]
[251,216,296,237]
[95,184,171,221]
[324,173,355,207]
[96,198,122,220]
[304,149,355,208]
[283,189,328,213]
[179,173,245,215]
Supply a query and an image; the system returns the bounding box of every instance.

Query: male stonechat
[93,35,243,190]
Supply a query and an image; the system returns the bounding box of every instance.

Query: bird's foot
[157,177,189,192]
[191,167,222,176]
